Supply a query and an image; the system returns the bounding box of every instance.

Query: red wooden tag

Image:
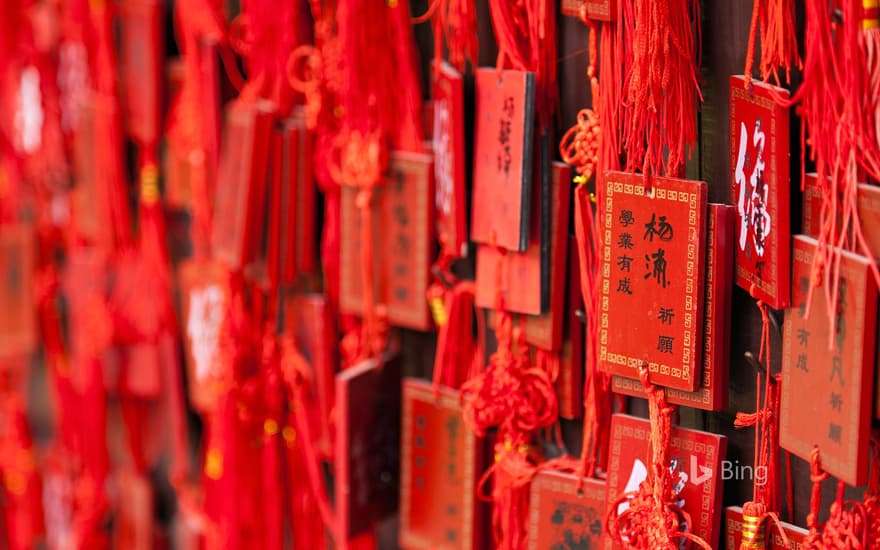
[278,109,317,283]
[729,76,791,309]
[558,236,585,419]
[561,0,616,20]
[475,159,563,316]
[857,183,880,262]
[527,470,606,549]
[335,351,402,542]
[606,413,727,550]
[471,68,535,251]
[598,172,708,391]
[0,224,36,359]
[523,163,573,349]
[339,151,434,330]
[801,173,823,239]
[284,293,337,458]
[856,184,880,420]
[399,379,485,550]
[211,99,274,270]
[433,61,468,258]
[724,506,808,549]
[178,259,228,415]
[71,98,104,244]
[612,204,734,410]
[780,235,877,486]
[113,469,153,550]
[118,0,163,146]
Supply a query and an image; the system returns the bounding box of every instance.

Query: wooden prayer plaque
[476,159,565,316]
[178,259,228,414]
[433,61,468,258]
[612,204,734,410]
[281,109,317,281]
[0,224,36,359]
[558,236,585,419]
[606,414,727,550]
[857,183,880,262]
[725,506,808,549]
[471,68,535,251]
[339,151,434,330]
[528,470,606,549]
[336,352,402,542]
[562,0,616,20]
[781,235,877,486]
[119,0,163,146]
[729,76,791,309]
[598,171,708,391]
[801,173,823,239]
[399,379,484,550]
[523,162,573,349]
[211,99,274,270]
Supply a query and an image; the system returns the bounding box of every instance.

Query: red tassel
[744,0,801,87]
[620,0,701,177]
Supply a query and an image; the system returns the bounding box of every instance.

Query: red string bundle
[487,0,556,131]
[429,280,485,392]
[619,0,701,177]
[606,367,711,549]
[803,447,868,549]
[414,0,478,72]
[743,0,801,87]
[793,0,880,330]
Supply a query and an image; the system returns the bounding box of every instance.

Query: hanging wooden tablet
[598,171,708,391]
[399,379,484,550]
[561,0,616,20]
[339,151,434,330]
[433,61,468,259]
[612,204,734,410]
[279,109,316,282]
[780,235,877,486]
[527,469,606,550]
[71,99,104,244]
[284,293,336,457]
[724,506,808,549]
[522,163,573,350]
[474,156,557,316]
[801,173,823,239]
[211,99,274,270]
[118,0,163,147]
[857,183,880,262]
[0,224,36,359]
[729,76,791,309]
[471,68,535,252]
[606,414,727,550]
[178,259,228,414]
[558,236,585,420]
[335,352,402,543]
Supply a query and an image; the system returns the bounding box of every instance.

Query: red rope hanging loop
[606,366,711,550]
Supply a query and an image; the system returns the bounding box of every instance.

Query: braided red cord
[606,367,711,549]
